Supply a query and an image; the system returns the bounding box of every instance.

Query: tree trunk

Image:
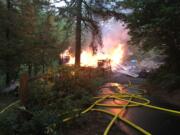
[6,0,10,39]
[5,0,11,86]
[42,64,45,74]
[34,66,38,76]
[75,0,82,67]
[6,71,10,86]
[28,64,32,77]
[19,73,29,106]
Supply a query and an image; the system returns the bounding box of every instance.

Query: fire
[62,43,125,70]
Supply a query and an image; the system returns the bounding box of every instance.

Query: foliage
[0,66,106,135]
[53,0,125,66]
[28,66,106,111]
[120,0,180,90]
[121,0,180,72]
[0,107,62,135]
[0,0,72,86]
[148,67,180,91]
[0,0,23,85]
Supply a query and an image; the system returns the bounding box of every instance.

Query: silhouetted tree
[54,0,124,66]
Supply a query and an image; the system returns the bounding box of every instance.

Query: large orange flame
[62,43,125,70]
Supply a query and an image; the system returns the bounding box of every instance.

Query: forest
[0,0,180,135]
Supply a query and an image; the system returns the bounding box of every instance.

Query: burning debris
[60,45,164,78]
[62,43,125,71]
[59,55,70,64]
[60,18,128,71]
[97,59,111,72]
[60,18,162,78]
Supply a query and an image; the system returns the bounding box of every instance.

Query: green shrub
[0,66,107,134]
[0,108,63,135]
[148,67,180,91]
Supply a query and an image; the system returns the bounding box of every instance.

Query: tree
[0,0,70,87]
[19,0,68,75]
[121,0,180,72]
[75,0,82,66]
[53,0,124,67]
[0,0,23,85]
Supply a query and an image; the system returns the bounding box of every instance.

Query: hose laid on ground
[95,94,180,115]
[115,95,180,115]
[81,95,109,114]
[63,83,180,135]
[63,95,108,122]
[91,108,151,135]
[62,94,152,135]
[0,100,20,114]
[2,83,180,135]
[96,94,150,108]
[103,96,133,135]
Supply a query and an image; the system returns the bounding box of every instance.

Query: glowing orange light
[62,43,125,70]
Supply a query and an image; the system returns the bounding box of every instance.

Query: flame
[62,43,125,70]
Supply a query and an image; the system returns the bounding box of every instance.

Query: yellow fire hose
[63,83,180,135]
[91,108,151,135]
[1,83,179,135]
[95,93,180,115]
[81,95,109,114]
[0,100,20,114]
[96,94,150,107]
[63,95,109,122]
[115,96,180,115]
[62,94,152,135]
[103,96,133,135]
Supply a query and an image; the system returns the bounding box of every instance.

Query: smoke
[99,18,165,75]
[138,48,165,71]
[101,18,129,46]
[64,18,130,68]
[99,18,130,54]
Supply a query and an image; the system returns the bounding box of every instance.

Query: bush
[0,108,62,135]
[148,66,180,91]
[0,66,107,135]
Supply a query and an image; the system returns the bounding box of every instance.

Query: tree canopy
[0,0,70,85]
[52,0,124,66]
[121,0,180,72]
